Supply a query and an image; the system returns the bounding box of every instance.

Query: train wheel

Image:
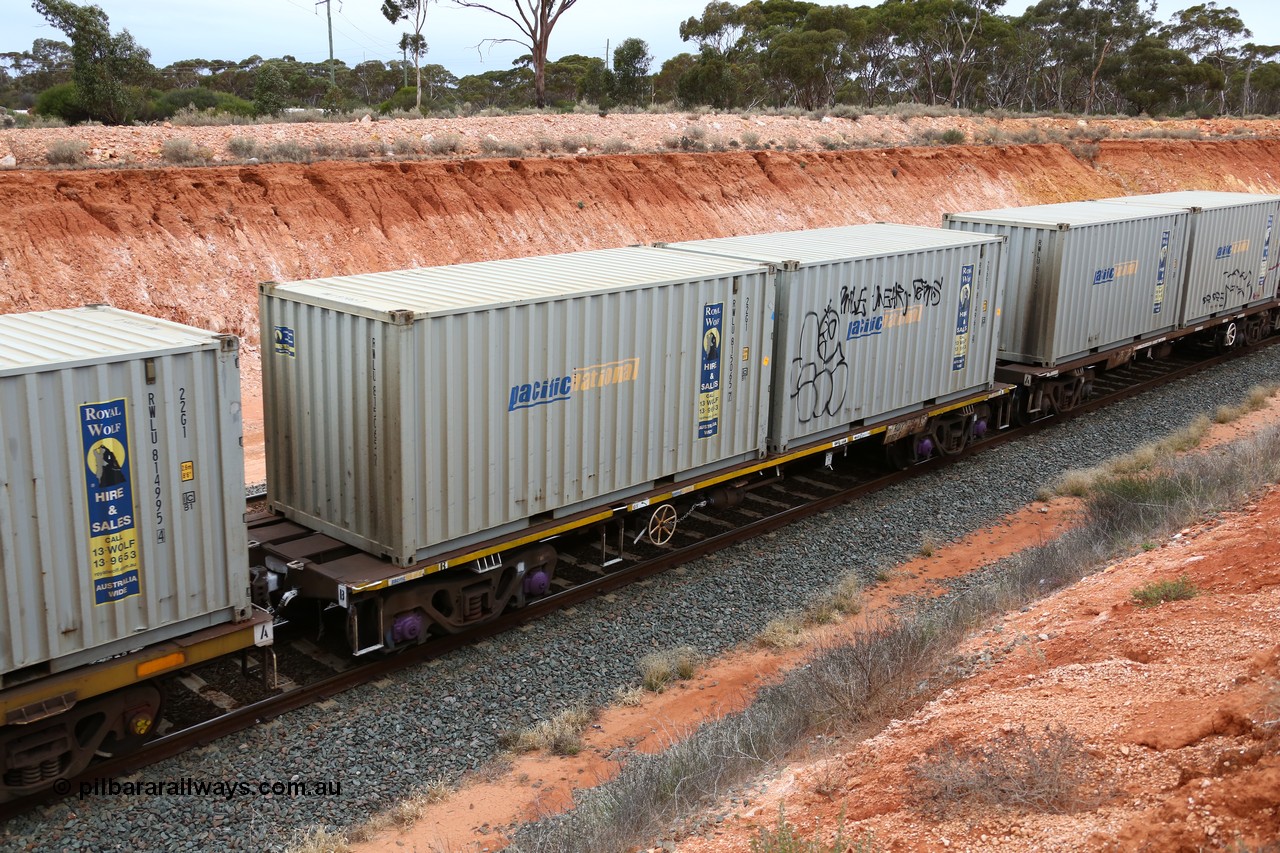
[647,503,679,546]
[886,439,912,470]
[1217,321,1239,352]
[886,434,934,469]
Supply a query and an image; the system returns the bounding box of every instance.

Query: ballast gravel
[5,346,1280,852]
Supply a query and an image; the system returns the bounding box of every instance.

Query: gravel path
[4,346,1278,852]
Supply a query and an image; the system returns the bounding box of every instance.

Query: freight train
[3,190,1277,801]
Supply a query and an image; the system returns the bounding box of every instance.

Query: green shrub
[34,82,90,124]
[1131,574,1199,607]
[750,806,871,853]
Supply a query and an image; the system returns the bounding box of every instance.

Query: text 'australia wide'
[508,358,640,412]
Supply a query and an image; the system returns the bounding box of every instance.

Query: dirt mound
[668,482,1280,853]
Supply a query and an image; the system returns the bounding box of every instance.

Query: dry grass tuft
[343,778,453,843]
[831,573,865,616]
[917,531,943,557]
[758,611,807,649]
[286,826,350,853]
[910,725,1099,815]
[511,705,594,755]
[1050,414,1212,496]
[640,646,704,692]
[1215,383,1277,423]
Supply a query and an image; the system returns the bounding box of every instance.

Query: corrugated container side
[945,209,1188,365]
[659,226,1005,452]
[261,301,406,560]
[1096,193,1280,326]
[262,253,774,566]
[0,308,249,677]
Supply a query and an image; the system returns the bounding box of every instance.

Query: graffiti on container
[793,275,953,423]
[839,285,868,316]
[1202,270,1254,309]
[913,277,943,307]
[875,281,911,315]
[790,303,848,423]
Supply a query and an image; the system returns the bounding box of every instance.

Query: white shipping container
[0,307,250,678]
[944,202,1189,366]
[659,225,1006,451]
[1095,191,1280,326]
[261,247,775,567]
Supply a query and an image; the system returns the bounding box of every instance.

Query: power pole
[316,0,336,86]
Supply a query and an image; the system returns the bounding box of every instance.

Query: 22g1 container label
[81,398,141,605]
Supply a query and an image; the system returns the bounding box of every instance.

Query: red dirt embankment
[3,136,1280,483]
[11,139,1280,343]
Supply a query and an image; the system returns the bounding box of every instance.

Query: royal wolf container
[658,224,1006,452]
[260,246,775,567]
[0,306,250,678]
[944,201,1190,366]
[1095,191,1280,326]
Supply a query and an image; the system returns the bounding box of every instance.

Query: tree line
[3,0,1278,125]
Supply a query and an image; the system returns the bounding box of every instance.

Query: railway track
[0,338,1262,821]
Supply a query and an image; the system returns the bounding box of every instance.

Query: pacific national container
[658,224,1006,452]
[0,306,250,678]
[944,201,1190,366]
[1094,191,1280,327]
[261,247,775,567]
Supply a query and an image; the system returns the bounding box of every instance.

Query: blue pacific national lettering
[508,374,573,411]
[508,358,641,412]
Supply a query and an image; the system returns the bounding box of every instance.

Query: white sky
[2,1,1277,77]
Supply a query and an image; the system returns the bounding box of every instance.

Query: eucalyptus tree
[30,0,154,123]
[1116,34,1210,114]
[612,38,653,105]
[384,0,435,110]
[1161,2,1251,113]
[452,0,579,108]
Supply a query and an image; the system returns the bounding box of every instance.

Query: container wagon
[257,247,775,651]
[943,200,1194,418]
[658,224,1013,465]
[0,307,271,802]
[945,198,1280,420]
[1096,191,1280,339]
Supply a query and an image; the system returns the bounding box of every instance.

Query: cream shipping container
[261,247,775,567]
[659,224,1007,451]
[944,201,1189,366]
[0,306,250,678]
[1095,191,1280,327]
